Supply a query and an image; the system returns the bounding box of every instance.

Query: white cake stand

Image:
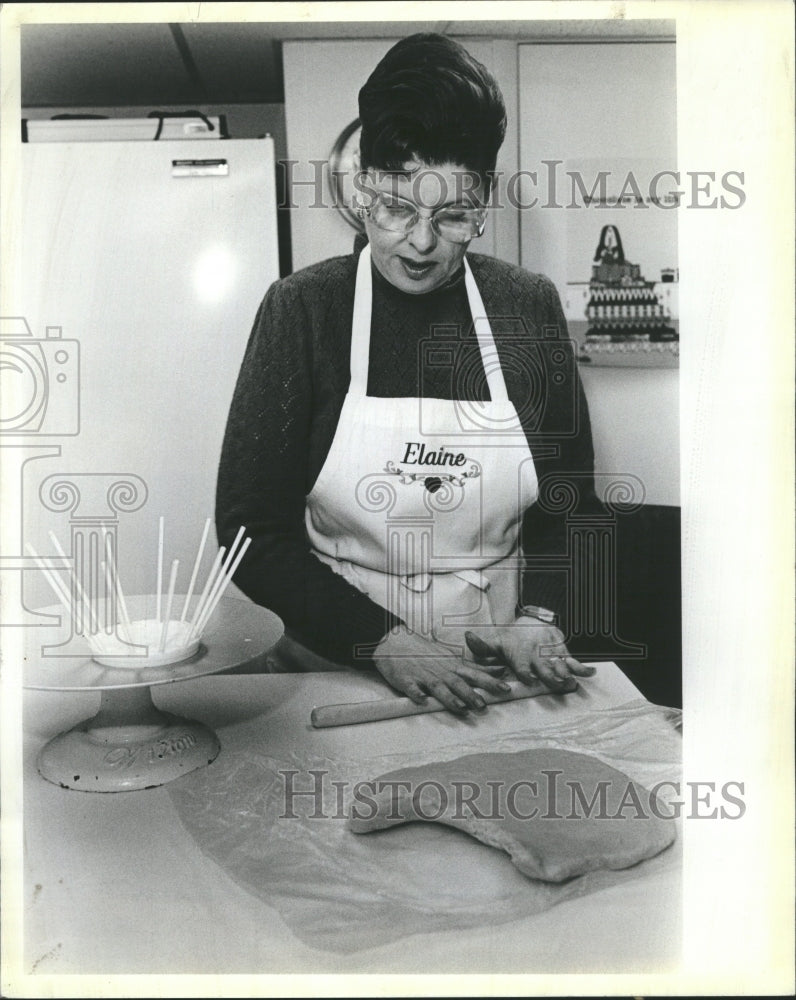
[24,595,283,793]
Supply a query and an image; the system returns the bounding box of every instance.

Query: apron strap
[349,244,509,402]
[463,257,509,403]
[350,245,374,394]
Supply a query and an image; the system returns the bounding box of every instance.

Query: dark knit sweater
[216,242,598,665]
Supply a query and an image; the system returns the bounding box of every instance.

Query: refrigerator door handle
[171,158,229,177]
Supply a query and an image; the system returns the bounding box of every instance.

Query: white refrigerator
[10,122,280,614]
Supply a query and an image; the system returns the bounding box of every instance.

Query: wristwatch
[516,603,558,626]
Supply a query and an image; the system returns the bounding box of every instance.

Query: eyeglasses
[356,192,486,244]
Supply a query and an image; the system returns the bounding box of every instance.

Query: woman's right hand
[373,625,512,715]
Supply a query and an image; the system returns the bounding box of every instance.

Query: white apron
[293,245,538,665]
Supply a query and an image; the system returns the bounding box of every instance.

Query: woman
[216,33,598,715]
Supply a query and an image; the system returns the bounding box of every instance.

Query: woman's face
[362,160,488,295]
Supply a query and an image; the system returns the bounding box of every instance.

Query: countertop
[21,663,681,976]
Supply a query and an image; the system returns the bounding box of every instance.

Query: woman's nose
[407,215,437,253]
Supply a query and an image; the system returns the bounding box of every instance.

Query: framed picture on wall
[563,158,679,368]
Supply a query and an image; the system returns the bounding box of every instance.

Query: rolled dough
[348,748,676,882]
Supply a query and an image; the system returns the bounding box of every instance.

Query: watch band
[516,603,558,626]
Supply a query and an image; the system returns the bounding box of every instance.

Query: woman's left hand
[464,617,596,692]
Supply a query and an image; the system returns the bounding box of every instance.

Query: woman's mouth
[398,256,436,279]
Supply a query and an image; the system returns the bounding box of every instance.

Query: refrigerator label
[171,159,229,178]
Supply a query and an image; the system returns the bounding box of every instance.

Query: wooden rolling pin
[310,679,557,728]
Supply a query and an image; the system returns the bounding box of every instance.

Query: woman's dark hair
[358,33,506,186]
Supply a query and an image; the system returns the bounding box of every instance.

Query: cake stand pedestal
[25,595,283,793]
[36,686,224,792]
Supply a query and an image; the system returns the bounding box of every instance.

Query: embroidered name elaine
[401,442,467,467]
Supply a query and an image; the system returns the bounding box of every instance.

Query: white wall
[518,42,679,505]
[580,366,679,506]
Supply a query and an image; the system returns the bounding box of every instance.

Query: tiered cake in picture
[583,225,678,360]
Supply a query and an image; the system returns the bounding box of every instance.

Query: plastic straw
[222,525,246,572]
[156,516,164,623]
[25,542,79,632]
[189,546,226,632]
[194,527,246,632]
[180,517,211,622]
[194,543,240,632]
[48,530,99,635]
[102,530,131,627]
[196,536,251,633]
[159,559,180,652]
[48,530,95,632]
[100,560,116,634]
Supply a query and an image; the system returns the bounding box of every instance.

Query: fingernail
[497,681,511,692]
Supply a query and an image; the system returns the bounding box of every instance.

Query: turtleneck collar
[370,257,466,298]
[354,233,467,299]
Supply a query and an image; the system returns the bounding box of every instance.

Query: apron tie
[399,572,432,593]
[400,568,489,592]
[453,568,489,591]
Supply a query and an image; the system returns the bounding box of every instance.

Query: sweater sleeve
[215,278,400,666]
[519,275,602,625]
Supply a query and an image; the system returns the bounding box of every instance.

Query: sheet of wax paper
[167,699,682,954]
